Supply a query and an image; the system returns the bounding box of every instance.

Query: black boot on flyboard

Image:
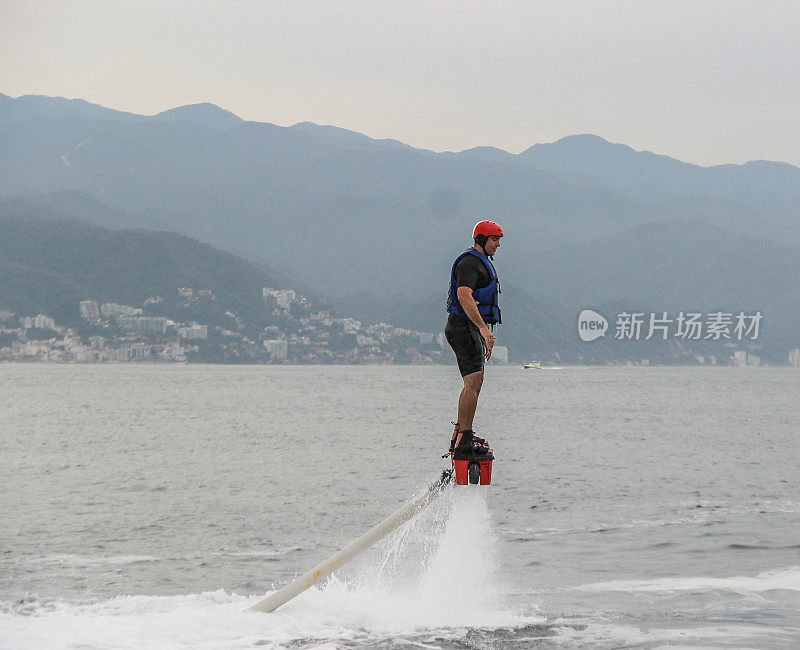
[445,422,492,456]
[445,425,494,486]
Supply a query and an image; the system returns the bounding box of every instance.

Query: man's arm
[456,285,495,360]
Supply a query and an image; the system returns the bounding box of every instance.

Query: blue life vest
[446,248,501,325]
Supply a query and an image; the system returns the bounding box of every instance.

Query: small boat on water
[523,361,542,369]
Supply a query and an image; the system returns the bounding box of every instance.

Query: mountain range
[0,208,283,331]
[2,91,798,362]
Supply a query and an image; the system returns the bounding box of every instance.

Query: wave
[504,499,800,540]
[3,548,305,569]
[549,619,796,647]
[10,554,161,567]
[577,566,800,593]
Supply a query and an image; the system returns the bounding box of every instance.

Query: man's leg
[456,370,483,444]
[445,317,486,450]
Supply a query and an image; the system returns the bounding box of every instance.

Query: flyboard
[248,446,493,613]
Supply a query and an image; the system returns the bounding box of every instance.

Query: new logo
[578,309,608,342]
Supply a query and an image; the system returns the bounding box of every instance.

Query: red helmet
[473,220,503,239]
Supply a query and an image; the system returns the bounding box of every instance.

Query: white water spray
[305,484,514,633]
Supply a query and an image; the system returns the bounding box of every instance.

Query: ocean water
[1,364,798,649]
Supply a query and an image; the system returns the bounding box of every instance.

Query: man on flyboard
[444,220,503,457]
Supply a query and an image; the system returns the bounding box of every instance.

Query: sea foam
[0,485,537,649]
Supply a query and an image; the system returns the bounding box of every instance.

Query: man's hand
[479,325,495,360]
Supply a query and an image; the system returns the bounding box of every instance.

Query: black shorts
[445,314,485,377]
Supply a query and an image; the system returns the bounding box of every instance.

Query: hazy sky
[3,0,799,166]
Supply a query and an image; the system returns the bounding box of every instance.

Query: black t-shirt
[454,253,490,290]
